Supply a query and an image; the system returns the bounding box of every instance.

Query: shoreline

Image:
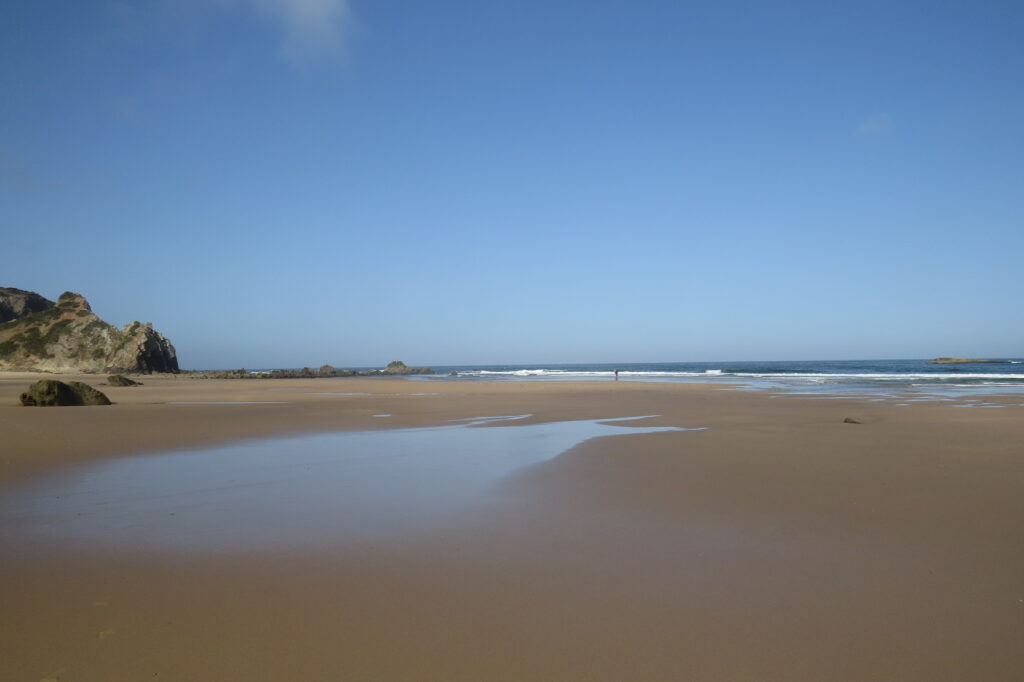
[4,369,1021,483]
[0,372,739,483]
[3,372,1024,680]
[1,370,1022,483]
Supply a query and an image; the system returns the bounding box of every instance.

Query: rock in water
[19,379,112,406]
[382,360,411,374]
[0,290,178,373]
[381,360,435,375]
[928,357,996,364]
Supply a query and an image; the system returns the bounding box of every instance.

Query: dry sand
[2,373,1023,681]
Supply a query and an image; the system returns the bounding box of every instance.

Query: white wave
[937,382,1024,388]
[733,372,1024,380]
[458,369,1024,382]
[473,369,573,376]
[469,369,719,378]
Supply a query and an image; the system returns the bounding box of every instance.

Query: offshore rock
[0,290,179,373]
[380,360,435,375]
[0,287,55,323]
[928,357,997,364]
[19,379,112,406]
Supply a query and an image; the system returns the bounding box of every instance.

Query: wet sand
[2,373,1023,680]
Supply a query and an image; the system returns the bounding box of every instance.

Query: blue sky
[2,1,1021,368]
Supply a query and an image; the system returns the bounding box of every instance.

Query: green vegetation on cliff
[0,287,178,373]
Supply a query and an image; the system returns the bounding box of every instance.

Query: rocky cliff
[0,287,54,323]
[0,290,178,373]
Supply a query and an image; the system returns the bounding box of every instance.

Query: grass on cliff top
[0,305,65,332]
[0,311,78,358]
[25,320,72,354]
[0,339,18,358]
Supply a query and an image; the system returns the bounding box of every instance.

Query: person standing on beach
[614,369,619,380]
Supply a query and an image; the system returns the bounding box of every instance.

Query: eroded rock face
[0,287,54,323]
[107,321,178,373]
[0,290,179,373]
[19,379,112,406]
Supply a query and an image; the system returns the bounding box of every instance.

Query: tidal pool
[0,416,701,553]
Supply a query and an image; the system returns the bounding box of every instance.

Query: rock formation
[108,374,142,386]
[19,379,112,406]
[380,360,435,375]
[0,290,178,373]
[0,287,54,323]
[928,357,997,364]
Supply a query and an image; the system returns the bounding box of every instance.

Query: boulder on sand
[19,379,112,406]
[108,374,142,386]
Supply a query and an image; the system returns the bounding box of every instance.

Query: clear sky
[2,1,1021,368]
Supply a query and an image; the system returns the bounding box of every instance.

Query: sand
[2,373,1023,681]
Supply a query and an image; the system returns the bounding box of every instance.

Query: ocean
[411,359,1024,399]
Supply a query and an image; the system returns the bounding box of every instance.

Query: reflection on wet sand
[0,416,699,553]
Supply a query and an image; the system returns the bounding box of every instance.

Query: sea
[407,359,1024,400]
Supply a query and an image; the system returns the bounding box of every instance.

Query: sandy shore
[2,373,1023,680]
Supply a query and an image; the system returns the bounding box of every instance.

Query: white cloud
[856,113,895,137]
[237,0,353,67]
[107,0,353,68]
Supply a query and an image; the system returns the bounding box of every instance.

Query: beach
[2,373,1023,681]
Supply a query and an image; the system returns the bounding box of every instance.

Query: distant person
[614,369,619,381]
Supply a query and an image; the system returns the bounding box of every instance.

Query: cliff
[0,287,54,323]
[0,290,178,373]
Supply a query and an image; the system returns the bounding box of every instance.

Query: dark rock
[843,417,862,424]
[19,379,112,406]
[381,360,435,375]
[382,360,410,374]
[928,357,997,364]
[108,374,142,387]
[0,287,55,323]
[68,381,113,405]
[132,324,178,373]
